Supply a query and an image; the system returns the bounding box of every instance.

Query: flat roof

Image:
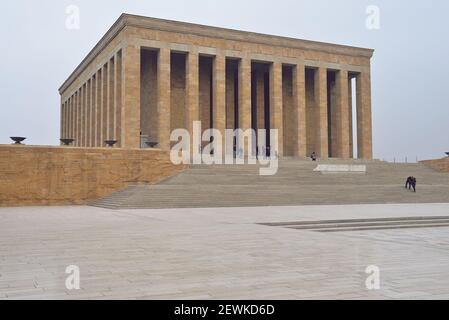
[59,13,374,94]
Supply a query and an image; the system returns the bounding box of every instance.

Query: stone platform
[91,159,449,209]
[2,203,449,299]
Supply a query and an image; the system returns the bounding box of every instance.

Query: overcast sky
[0,0,448,161]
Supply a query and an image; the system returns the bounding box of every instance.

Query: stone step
[317,223,449,232]
[260,216,449,232]
[89,159,449,209]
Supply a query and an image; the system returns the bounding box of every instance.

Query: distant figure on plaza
[405,176,417,192]
[311,152,317,161]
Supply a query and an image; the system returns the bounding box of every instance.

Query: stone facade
[421,157,449,173]
[0,145,185,207]
[59,14,374,159]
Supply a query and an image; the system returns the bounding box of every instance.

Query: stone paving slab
[1,204,449,299]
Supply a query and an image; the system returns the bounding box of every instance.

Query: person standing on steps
[311,152,317,161]
[405,176,412,189]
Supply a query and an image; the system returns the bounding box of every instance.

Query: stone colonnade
[60,45,372,160]
[60,50,123,148]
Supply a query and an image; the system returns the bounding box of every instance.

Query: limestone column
[90,77,96,147]
[60,102,64,141]
[114,51,123,147]
[293,64,306,157]
[83,83,87,147]
[238,58,252,153]
[76,90,79,146]
[108,58,115,142]
[315,67,328,159]
[66,98,69,140]
[348,77,354,158]
[79,87,83,147]
[77,90,81,146]
[65,101,69,139]
[63,102,67,139]
[86,80,92,147]
[186,50,199,145]
[80,87,84,147]
[80,84,84,146]
[213,53,226,156]
[336,69,350,158]
[90,78,94,147]
[78,90,81,146]
[157,47,171,151]
[96,70,102,147]
[85,82,89,147]
[269,61,283,157]
[74,93,78,146]
[70,97,74,140]
[90,78,97,147]
[356,71,373,160]
[122,45,141,148]
[102,64,108,146]
[67,99,71,140]
[62,102,66,140]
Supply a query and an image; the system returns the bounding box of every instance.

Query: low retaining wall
[420,157,449,173]
[0,145,186,207]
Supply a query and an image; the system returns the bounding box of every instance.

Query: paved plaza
[1,203,449,299]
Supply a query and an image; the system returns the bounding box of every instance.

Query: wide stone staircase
[90,159,449,209]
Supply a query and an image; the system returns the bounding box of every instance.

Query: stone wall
[421,157,449,173]
[0,145,186,207]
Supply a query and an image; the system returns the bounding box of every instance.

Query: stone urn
[60,138,75,146]
[104,140,117,147]
[10,137,26,145]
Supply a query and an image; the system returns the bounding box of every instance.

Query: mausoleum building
[59,14,374,159]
